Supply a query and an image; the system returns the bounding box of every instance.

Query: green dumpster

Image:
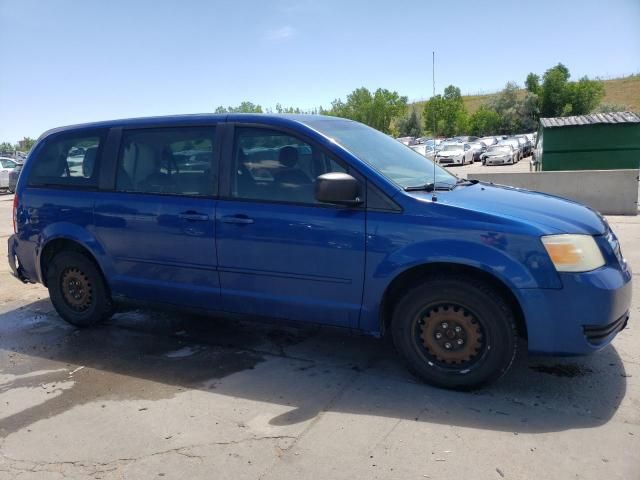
[536,112,640,171]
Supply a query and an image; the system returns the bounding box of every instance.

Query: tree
[540,63,572,117]
[519,93,540,131]
[566,76,605,115]
[441,85,465,136]
[468,106,502,136]
[421,85,469,137]
[538,63,604,117]
[0,142,13,155]
[16,137,36,152]
[486,81,543,134]
[275,103,302,114]
[422,95,445,136]
[525,73,540,94]
[489,82,523,133]
[394,108,422,137]
[327,87,407,134]
[214,101,263,113]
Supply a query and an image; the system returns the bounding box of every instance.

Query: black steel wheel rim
[412,302,488,372]
[60,267,93,312]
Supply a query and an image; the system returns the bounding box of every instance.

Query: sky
[1,0,639,142]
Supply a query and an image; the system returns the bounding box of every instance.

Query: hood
[486,150,510,156]
[406,182,606,235]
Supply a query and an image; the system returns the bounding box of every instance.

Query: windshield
[487,146,511,154]
[305,118,455,188]
[442,144,462,151]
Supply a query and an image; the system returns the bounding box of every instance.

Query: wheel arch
[379,262,527,340]
[39,237,109,291]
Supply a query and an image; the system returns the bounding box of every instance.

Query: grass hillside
[412,75,640,115]
[599,75,640,112]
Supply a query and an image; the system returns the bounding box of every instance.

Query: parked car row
[399,132,537,167]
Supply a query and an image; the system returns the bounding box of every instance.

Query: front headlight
[541,234,605,272]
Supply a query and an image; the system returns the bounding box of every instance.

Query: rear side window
[28,131,105,187]
[116,127,217,196]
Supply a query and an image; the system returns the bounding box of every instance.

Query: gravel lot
[0,188,638,480]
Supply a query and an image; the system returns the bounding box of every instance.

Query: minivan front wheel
[391,275,517,390]
[47,251,113,327]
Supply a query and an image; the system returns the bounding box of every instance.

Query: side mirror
[315,172,362,206]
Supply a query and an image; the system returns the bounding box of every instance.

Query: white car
[435,143,474,166]
[498,139,522,162]
[483,145,517,166]
[410,141,436,160]
[0,157,18,189]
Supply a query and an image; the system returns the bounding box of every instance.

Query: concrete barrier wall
[467,169,639,215]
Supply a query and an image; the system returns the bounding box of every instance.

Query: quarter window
[28,132,105,187]
[116,127,217,196]
[231,128,346,204]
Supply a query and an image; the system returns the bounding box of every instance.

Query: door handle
[221,214,254,225]
[179,212,209,221]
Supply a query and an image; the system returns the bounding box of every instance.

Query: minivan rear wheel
[47,251,113,327]
[391,275,517,390]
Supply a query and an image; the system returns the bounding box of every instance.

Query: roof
[38,113,344,140]
[540,111,640,128]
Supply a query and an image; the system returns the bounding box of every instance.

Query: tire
[46,251,113,327]
[391,275,518,390]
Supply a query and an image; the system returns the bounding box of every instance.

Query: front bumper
[519,264,632,355]
[437,157,463,165]
[485,156,510,165]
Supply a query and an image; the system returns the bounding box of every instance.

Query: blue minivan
[7,114,632,389]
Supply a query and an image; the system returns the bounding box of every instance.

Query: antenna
[432,50,437,202]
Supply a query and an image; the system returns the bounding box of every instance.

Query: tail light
[12,194,18,233]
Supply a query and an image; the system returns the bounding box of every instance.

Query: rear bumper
[519,264,632,355]
[7,234,33,283]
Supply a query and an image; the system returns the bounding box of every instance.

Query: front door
[216,126,366,328]
[93,125,220,310]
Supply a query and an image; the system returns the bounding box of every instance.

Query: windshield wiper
[404,181,455,192]
[404,178,479,192]
[454,178,479,188]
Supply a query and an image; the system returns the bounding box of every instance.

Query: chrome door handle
[179,212,209,221]
[221,215,254,225]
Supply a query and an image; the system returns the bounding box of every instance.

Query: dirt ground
[0,190,638,480]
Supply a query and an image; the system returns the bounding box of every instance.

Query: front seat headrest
[279,146,298,168]
[82,147,98,178]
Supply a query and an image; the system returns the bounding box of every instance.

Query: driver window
[231,127,345,204]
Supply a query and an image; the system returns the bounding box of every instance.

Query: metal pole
[432,51,437,202]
